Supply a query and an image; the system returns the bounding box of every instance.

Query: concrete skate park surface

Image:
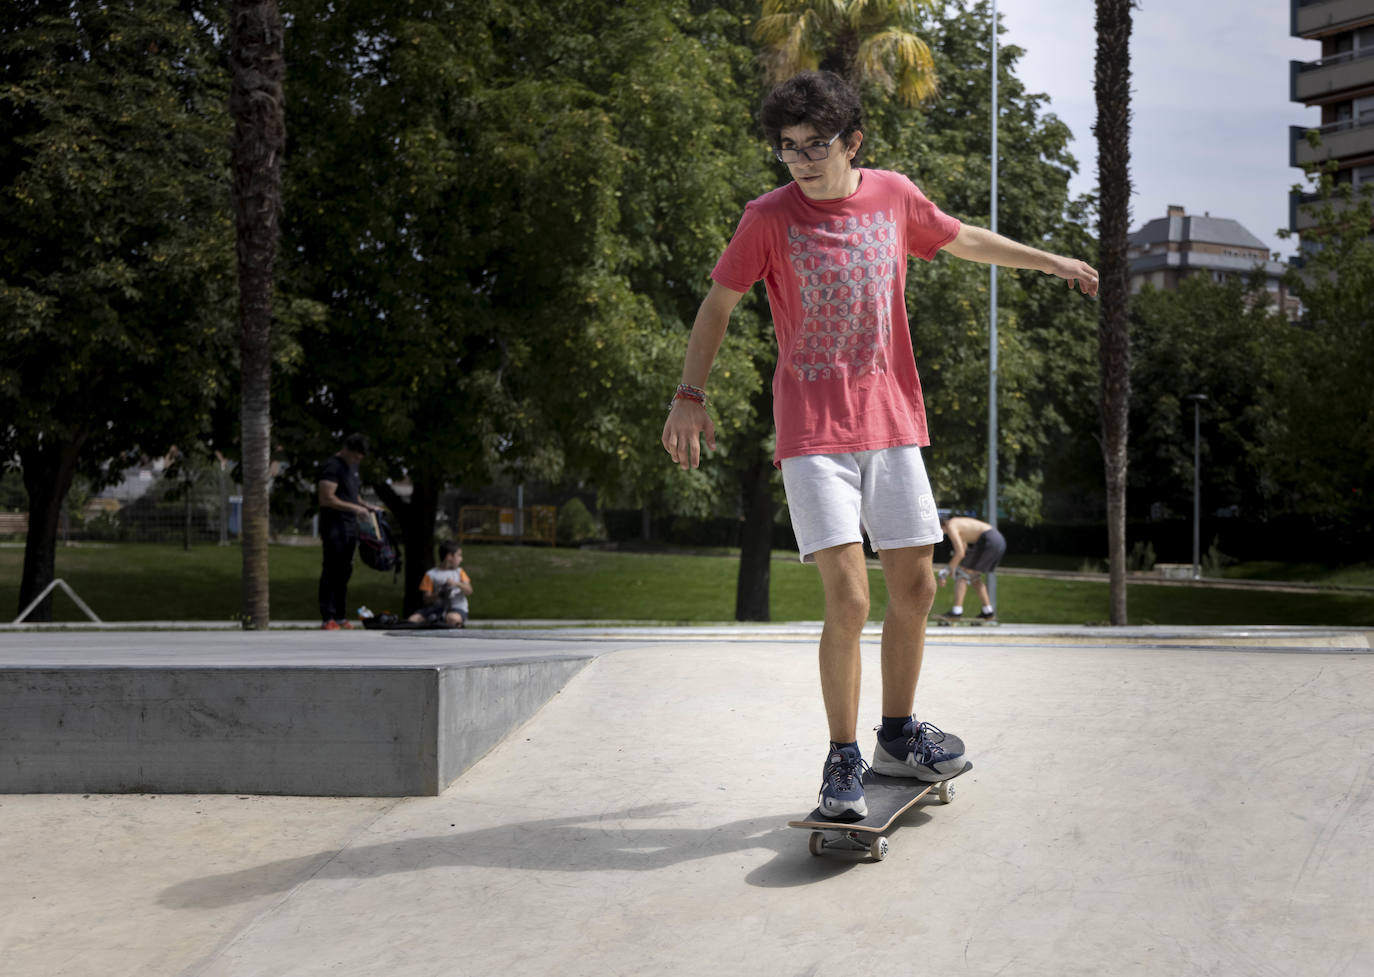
[3,623,1373,976]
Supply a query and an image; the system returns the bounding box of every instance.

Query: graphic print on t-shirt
[787,209,900,383]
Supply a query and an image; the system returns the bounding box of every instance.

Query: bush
[1128,540,1156,572]
[1201,536,1236,577]
[557,497,605,544]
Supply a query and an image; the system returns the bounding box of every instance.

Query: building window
[1358,96,1374,126]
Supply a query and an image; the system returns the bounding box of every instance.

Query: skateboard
[788,762,972,861]
[932,616,998,627]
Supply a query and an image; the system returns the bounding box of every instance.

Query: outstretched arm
[662,282,746,470]
[942,224,1099,296]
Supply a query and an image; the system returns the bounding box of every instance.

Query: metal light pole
[1186,394,1208,580]
[987,0,999,608]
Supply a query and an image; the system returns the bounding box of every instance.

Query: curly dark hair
[759,71,865,163]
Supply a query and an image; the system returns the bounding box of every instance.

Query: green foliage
[0,3,237,477]
[278,0,768,520]
[1127,539,1154,572]
[1127,274,1288,520]
[1200,535,1235,577]
[755,0,940,106]
[1274,172,1374,530]
[0,466,25,511]
[557,497,605,545]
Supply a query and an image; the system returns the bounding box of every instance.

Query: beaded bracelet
[667,383,708,411]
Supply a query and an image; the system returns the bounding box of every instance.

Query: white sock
[950,605,963,615]
[981,605,994,615]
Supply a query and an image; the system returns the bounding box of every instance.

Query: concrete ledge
[0,634,592,796]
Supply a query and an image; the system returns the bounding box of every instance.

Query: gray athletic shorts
[780,444,943,563]
[963,528,1007,574]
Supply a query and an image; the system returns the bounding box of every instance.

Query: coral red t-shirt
[710,169,959,465]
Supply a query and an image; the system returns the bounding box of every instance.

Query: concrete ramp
[0,632,590,796]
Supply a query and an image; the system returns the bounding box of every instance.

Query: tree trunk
[230,1,285,630]
[734,448,775,621]
[1095,0,1133,625]
[375,473,440,617]
[16,437,84,622]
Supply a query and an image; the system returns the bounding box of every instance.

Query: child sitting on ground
[407,541,472,627]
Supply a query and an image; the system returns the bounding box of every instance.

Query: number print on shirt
[787,210,901,383]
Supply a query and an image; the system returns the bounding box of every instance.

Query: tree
[1094,0,1134,623]
[1273,172,1374,541]
[229,0,286,629]
[1127,274,1287,526]
[276,0,768,614]
[0,2,235,620]
[755,0,939,106]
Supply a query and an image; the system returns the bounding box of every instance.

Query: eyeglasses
[773,132,843,164]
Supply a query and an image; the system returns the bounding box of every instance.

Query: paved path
[3,625,1372,977]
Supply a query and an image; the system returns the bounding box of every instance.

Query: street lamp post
[1186,394,1208,580]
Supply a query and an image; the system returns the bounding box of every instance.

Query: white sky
[997,0,1319,258]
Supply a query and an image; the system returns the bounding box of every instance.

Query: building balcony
[1289,187,1371,231]
[1291,46,1374,103]
[1290,120,1374,165]
[1292,0,1374,39]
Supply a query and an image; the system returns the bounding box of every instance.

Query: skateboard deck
[788,762,972,860]
[932,616,998,627]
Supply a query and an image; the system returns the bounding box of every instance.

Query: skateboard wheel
[870,836,889,861]
[808,831,824,856]
[939,780,955,804]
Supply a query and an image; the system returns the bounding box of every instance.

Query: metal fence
[0,484,314,546]
[457,505,557,546]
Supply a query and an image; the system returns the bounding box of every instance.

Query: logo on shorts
[918,494,937,522]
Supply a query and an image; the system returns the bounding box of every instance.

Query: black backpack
[358,512,401,575]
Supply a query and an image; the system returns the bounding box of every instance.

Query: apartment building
[1127,205,1298,316]
[1289,0,1374,239]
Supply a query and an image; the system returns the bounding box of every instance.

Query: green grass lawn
[2,542,1371,626]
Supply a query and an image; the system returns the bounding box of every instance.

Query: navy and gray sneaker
[871,720,967,781]
[819,745,869,819]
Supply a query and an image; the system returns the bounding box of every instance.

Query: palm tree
[1094,0,1135,625]
[229,1,285,629]
[755,0,939,106]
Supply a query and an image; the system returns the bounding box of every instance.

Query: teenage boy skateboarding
[662,71,1097,819]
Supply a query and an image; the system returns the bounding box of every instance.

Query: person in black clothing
[316,433,381,629]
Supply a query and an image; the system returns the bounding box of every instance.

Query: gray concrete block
[0,655,591,796]
[436,658,589,790]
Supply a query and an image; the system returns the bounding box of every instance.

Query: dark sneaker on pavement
[872,721,967,781]
[819,745,869,820]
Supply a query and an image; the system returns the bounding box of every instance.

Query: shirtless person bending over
[937,512,1007,622]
